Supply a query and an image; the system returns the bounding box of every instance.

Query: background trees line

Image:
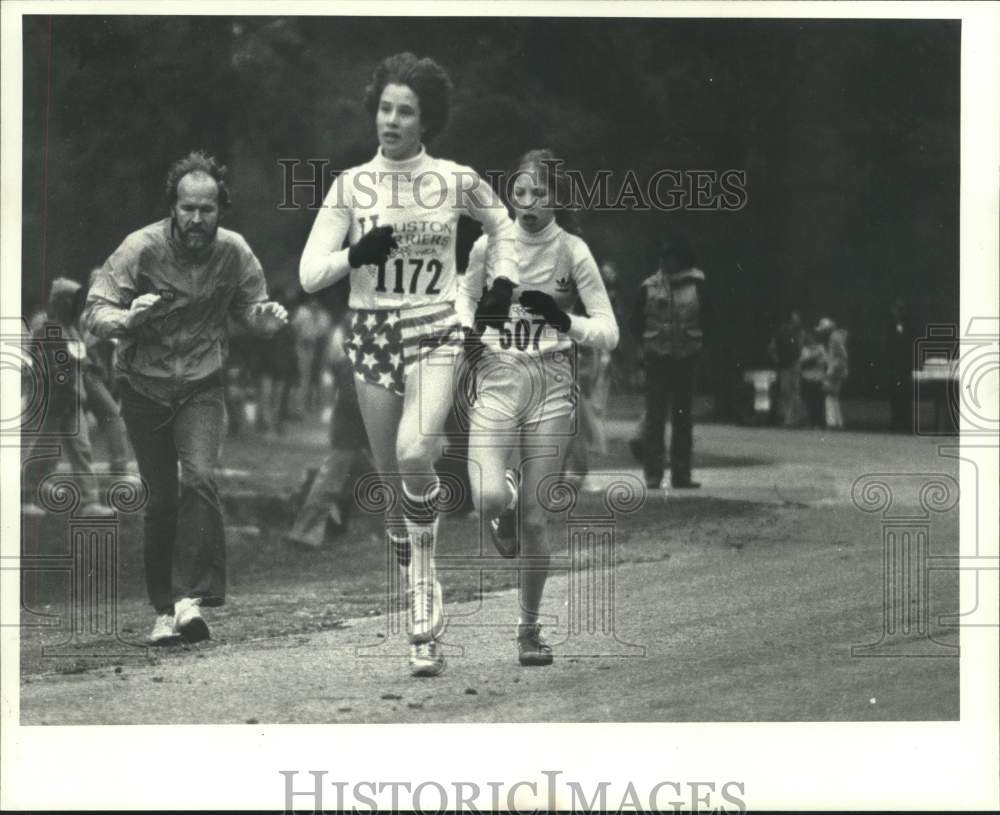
[21,16,959,397]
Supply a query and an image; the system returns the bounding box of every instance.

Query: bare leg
[467,418,517,550]
[516,412,574,626]
[395,346,460,651]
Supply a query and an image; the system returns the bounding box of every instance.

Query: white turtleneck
[458,218,619,354]
[299,146,517,308]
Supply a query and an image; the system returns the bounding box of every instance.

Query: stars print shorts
[345,303,464,397]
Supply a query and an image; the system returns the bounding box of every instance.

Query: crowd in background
[767,310,851,431]
[25,261,946,540]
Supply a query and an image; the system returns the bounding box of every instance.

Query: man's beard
[172,217,217,251]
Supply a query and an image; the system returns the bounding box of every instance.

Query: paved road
[19,422,961,724]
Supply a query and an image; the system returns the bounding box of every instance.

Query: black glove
[348,225,397,268]
[474,277,515,329]
[519,290,571,333]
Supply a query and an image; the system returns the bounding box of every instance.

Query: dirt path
[18,415,961,723]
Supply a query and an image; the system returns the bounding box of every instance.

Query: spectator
[599,260,627,399]
[285,311,372,548]
[768,309,804,427]
[633,230,709,489]
[224,317,253,437]
[291,294,333,416]
[80,268,133,473]
[255,285,300,436]
[22,278,114,517]
[799,329,827,429]
[817,317,849,430]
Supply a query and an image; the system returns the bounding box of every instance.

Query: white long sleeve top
[299,146,517,309]
[458,218,619,356]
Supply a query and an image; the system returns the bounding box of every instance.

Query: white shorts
[470,348,577,432]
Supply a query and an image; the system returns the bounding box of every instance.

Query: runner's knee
[396,436,437,473]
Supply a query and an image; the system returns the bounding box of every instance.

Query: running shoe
[148,614,181,646]
[409,639,446,677]
[517,622,553,666]
[174,597,210,643]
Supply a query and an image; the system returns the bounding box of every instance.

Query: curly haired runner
[458,149,619,666]
[300,53,517,677]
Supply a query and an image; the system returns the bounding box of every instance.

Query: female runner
[300,52,517,677]
[458,149,619,665]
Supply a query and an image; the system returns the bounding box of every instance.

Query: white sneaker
[174,597,210,643]
[408,579,444,643]
[148,614,181,646]
[409,639,446,677]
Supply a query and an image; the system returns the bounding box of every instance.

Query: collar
[516,218,561,245]
[370,145,429,173]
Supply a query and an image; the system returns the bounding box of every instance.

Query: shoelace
[413,641,437,659]
[412,582,434,627]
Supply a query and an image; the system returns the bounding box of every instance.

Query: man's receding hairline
[176,170,220,197]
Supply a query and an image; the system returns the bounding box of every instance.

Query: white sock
[402,480,440,586]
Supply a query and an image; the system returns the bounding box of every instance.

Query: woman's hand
[348,225,398,268]
[475,278,515,329]
[519,290,571,333]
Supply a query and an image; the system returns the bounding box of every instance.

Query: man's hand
[254,301,289,335]
[124,293,163,330]
[348,225,398,269]
[519,290,571,333]
[475,277,515,329]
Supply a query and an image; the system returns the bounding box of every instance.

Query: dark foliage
[22,16,959,398]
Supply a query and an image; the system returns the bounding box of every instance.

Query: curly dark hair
[511,148,581,235]
[363,52,453,143]
[164,150,231,209]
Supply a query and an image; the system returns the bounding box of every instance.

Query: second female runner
[459,149,619,665]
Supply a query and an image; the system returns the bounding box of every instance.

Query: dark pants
[120,379,227,615]
[83,371,130,470]
[801,379,826,428]
[643,353,697,486]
